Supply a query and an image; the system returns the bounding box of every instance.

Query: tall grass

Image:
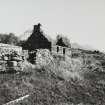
[1,53,105,105]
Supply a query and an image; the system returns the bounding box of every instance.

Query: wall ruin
[51,45,71,56]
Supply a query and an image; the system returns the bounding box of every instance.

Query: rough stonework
[0,43,22,56]
[36,49,53,66]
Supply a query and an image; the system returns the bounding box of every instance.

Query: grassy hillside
[1,52,105,105]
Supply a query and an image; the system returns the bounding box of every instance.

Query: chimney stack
[33,23,41,33]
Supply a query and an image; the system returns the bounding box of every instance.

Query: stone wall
[51,45,71,56]
[0,43,22,56]
[36,49,53,66]
[28,45,72,66]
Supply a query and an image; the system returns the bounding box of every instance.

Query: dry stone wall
[36,49,53,66]
[0,44,22,57]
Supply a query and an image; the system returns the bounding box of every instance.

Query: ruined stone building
[22,23,71,63]
[52,36,71,56]
[22,23,52,63]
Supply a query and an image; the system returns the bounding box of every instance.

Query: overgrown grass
[1,53,105,105]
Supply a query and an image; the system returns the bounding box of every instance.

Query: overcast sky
[0,0,105,51]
